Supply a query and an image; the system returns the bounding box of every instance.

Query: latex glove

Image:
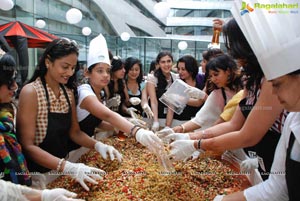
[135,128,164,154]
[106,95,121,108]
[126,107,138,118]
[156,127,174,139]
[42,188,83,201]
[240,157,259,172]
[163,133,190,144]
[191,150,203,160]
[128,118,148,129]
[151,121,160,132]
[129,97,141,105]
[142,104,154,119]
[213,194,225,201]
[31,174,46,189]
[95,142,122,162]
[184,87,206,99]
[63,161,106,191]
[0,180,40,200]
[169,140,197,161]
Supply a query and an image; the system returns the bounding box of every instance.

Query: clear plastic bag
[156,147,175,173]
[221,150,243,171]
[159,79,190,115]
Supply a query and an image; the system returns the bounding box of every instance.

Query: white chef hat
[87,34,110,68]
[231,1,300,80]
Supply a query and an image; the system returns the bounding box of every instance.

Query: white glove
[0,180,40,200]
[184,87,206,99]
[151,121,160,132]
[126,107,138,118]
[142,104,154,119]
[240,157,259,172]
[163,133,190,144]
[156,127,174,139]
[42,188,83,201]
[63,161,106,191]
[213,194,225,201]
[95,142,122,162]
[191,150,203,160]
[135,128,164,154]
[129,97,141,105]
[31,174,46,189]
[169,140,197,161]
[128,118,148,128]
[106,95,121,108]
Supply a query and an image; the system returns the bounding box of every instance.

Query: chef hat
[231,1,300,80]
[87,34,110,68]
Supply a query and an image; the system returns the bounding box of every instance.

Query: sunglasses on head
[56,37,79,47]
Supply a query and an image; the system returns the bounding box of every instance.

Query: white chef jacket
[244,112,300,201]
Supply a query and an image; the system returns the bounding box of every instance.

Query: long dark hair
[108,57,125,99]
[154,51,173,90]
[28,38,79,101]
[125,57,144,84]
[222,18,263,91]
[205,54,242,93]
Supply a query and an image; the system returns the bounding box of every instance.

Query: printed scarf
[0,108,31,185]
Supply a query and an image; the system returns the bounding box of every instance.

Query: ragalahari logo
[240,1,254,15]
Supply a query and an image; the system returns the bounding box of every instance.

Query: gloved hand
[156,127,174,139]
[0,180,82,201]
[135,128,164,154]
[163,133,190,144]
[106,95,121,108]
[151,121,160,132]
[184,87,206,99]
[95,142,122,162]
[63,161,106,191]
[191,150,203,160]
[213,194,225,201]
[128,118,148,129]
[31,174,46,189]
[0,180,39,200]
[169,140,197,161]
[126,107,138,118]
[142,104,154,119]
[129,97,141,105]
[42,188,83,201]
[240,157,259,172]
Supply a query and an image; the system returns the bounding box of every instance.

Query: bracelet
[56,158,65,172]
[180,124,185,133]
[134,127,142,136]
[197,139,202,150]
[129,125,140,137]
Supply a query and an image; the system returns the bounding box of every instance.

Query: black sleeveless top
[239,78,286,180]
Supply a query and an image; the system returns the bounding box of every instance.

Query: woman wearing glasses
[0,53,82,200]
[16,38,116,191]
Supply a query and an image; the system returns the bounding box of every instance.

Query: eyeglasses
[0,71,17,90]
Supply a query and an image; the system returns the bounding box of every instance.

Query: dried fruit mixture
[48,137,250,200]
